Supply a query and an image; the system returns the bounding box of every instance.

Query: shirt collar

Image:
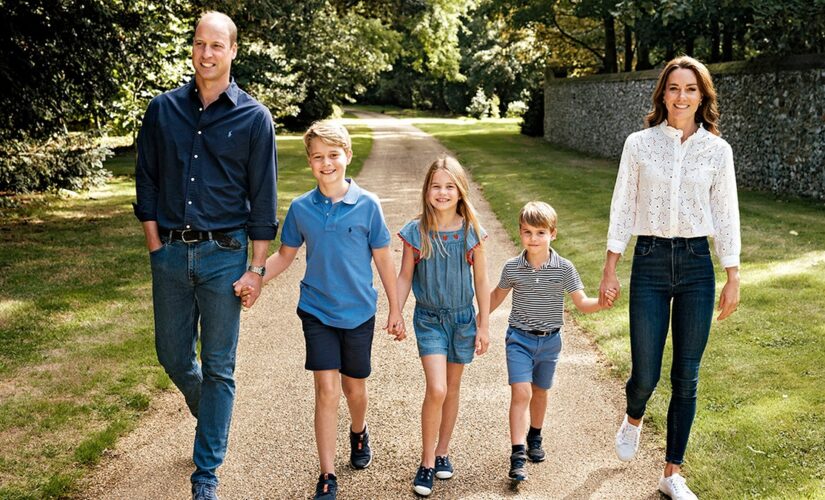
[517,248,560,269]
[311,179,361,205]
[187,77,239,106]
[658,120,706,141]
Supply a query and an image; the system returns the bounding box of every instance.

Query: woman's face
[663,68,702,124]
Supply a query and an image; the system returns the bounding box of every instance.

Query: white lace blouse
[607,121,741,268]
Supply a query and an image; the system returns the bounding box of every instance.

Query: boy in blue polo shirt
[489,201,615,483]
[236,121,405,500]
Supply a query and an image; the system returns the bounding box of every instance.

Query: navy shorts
[297,308,375,379]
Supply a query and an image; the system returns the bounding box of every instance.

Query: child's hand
[602,288,618,309]
[475,325,490,356]
[384,313,406,341]
[237,284,257,309]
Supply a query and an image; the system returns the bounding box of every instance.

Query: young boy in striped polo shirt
[489,201,617,482]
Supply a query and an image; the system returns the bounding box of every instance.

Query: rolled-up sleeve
[607,135,639,255]
[246,109,278,241]
[134,98,160,222]
[710,143,741,268]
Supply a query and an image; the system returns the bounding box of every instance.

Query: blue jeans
[149,228,248,485]
[626,236,715,465]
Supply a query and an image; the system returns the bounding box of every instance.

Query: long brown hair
[418,156,483,260]
[645,56,720,136]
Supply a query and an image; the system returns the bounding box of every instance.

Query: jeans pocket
[687,239,711,257]
[214,238,245,251]
[634,242,653,257]
[149,243,167,256]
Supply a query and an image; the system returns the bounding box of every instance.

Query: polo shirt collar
[517,248,560,269]
[311,178,361,205]
[187,77,240,106]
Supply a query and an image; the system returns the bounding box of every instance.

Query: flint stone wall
[544,54,825,200]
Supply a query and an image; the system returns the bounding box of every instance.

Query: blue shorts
[505,326,563,390]
[413,304,476,365]
[297,308,375,379]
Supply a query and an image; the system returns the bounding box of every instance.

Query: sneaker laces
[618,422,639,447]
[668,474,690,497]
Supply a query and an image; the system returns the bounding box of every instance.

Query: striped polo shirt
[497,249,584,332]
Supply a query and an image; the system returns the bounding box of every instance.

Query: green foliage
[466,88,494,118]
[0,133,111,194]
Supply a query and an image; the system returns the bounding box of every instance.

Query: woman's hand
[717,267,740,320]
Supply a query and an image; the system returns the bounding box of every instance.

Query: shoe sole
[413,485,432,496]
[527,454,545,463]
[508,474,527,482]
[351,451,373,470]
[434,470,453,479]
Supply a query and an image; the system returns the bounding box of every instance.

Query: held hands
[385,311,406,341]
[233,272,262,308]
[599,271,621,308]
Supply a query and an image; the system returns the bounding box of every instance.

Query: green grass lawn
[0,123,371,499]
[407,117,825,498]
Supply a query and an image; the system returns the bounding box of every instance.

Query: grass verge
[408,117,825,498]
[0,122,371,498]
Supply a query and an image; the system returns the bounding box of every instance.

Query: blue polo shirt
[281,179,391,329]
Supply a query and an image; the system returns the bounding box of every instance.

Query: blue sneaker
[191,482,219,500]
[509,450,528,482]
[350,424,373,469]
[412,465,434,496]
[526,434,546,462]
[434,455,454,479]
[314,473,337,499]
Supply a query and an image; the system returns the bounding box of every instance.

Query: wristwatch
[247,265,265,277]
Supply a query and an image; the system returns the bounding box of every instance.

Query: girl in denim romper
[397,156,491,497]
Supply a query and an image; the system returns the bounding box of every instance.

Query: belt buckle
[180,229,199,243]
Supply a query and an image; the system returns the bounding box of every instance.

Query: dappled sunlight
[0,299,27,326]
[742,251,825,285]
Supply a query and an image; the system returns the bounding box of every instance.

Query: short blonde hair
[303,121,352,155]
[519,201,557,231]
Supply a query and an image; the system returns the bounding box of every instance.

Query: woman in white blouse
[599,56,741,500]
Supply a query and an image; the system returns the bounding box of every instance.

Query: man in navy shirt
[134,11,277,500]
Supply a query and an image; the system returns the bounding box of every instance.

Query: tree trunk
[603,15,617,73]
[710,17,720,62]
[722,21,733,61]
[624,24,633,72]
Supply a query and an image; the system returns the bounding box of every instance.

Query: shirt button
[324,200,328,204]
[198,131,202,135]
[191,177,195,181]
[188,201,192,205]
[186,225,191,229]
[194,155,198,159]
[199,107,203,111]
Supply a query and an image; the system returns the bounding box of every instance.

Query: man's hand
[233,272,263,308]
[385,311,406,341]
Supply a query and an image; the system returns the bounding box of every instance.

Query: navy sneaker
[350,424,373,469]
[526,434,546,462]
[412,465,435,496]
[191,482,219,500]
[434,455,454,479]
[314,473,337,500]
[509,450,528,482]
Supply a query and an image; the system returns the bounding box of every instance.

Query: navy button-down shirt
[134,79,278,241]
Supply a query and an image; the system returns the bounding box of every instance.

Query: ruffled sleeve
[465,224,488,265]
[398,219,423,263]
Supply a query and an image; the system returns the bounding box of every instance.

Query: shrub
[520,87,545,137]
[0,133,111,194]
[466,88,492,119]
[506,100,528,118]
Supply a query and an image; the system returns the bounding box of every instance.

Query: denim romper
[398,219,486,364]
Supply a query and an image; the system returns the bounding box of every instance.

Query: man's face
[192,15,237,85]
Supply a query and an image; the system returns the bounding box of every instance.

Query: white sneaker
[614,415,641,461]
[658,473,698,500]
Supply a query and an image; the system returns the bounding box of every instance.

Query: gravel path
[80,112,662,499]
